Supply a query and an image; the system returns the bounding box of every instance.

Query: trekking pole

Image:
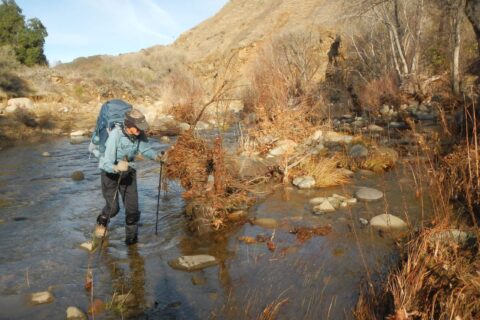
[155,158,164,235]
[98,156,127,253]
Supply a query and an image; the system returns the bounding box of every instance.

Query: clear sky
[15,0,228,64]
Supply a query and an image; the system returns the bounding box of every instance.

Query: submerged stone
[355,187,383,201]
[168,255,218,271]
[71,171,85,181]
[41,151,51,157]
[370,214,407,230]
[29,291,54,305]
[66,306,87,320]
[254,218,279,229]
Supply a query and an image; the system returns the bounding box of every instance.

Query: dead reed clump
[441,144,480,223]
[358,73,403,114]
[165,131,254,232]
[294,155,351,188]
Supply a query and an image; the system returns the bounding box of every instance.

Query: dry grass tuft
[294,155,351,188]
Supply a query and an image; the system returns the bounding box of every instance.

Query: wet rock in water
[66,306,87,320]
[227,210,247,222]
[113,293,136,306]
[357,169,375,177]
[160,136,171,143]
[254,218,279,229]
[345,198,358,205]
[292,176,316,189]
[168,255,218,271]
[340,201,348,208]
[389,121,407,129]
[29,291,54,305]
[313,200,336,214]
[88,299,106,315]
[332,194,347,201]
[359,218,369,226]
[309,197,327,205]
[191,274,207,286]
[370,214,407,231]
[349,144,368,158]
[80,241,94,252]
[41,151,51,157]
[324,131,353,144]
[327,197,341,209]
[367,124,384,133]
[355,187,383,201]
[71,171,85,181]
[337,168,354,177]
[178,122,191,132]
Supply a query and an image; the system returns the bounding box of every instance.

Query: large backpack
[88,99,132,158]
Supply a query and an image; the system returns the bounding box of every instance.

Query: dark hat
[124,109,149,131]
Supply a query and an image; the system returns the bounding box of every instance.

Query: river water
[0,137,430,319]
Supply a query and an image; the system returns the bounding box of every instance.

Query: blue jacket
[99,126,157,173]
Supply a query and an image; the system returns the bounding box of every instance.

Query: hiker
[94,108,163,245]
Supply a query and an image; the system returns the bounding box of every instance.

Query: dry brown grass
[358,73,403,113]
[165,131,254,232]
[295,155,351,188]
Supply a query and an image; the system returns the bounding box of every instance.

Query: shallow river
[0,136,430,319]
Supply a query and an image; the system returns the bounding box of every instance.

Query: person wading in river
[94,108,163,245]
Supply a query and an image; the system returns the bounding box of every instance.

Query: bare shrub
[358,73,402,112]
[162,70,204,124]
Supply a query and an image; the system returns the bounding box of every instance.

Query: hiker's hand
[115,160,129,172]
[155,151,165,163]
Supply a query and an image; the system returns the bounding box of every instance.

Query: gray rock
[7,98,34,113]
[71,171,85,181]
[359,218,369,225]
[345,198,358,205]
[178,123,191,132]
[309,197,327,205]
[355,187,383,201]
[367,124,384,133]
[41,152,51,157]
[313,200,336,213]
[380,105,391,116]
[349,144,368,158]
[268,139,297,157]
[29,291,54,305]
[66,306,87,320]
[370,214,407,230]
[324,131,353,144]
[327,197,341,209]
[195,121,209,130]
[337,168,354,177]
[168,255,218,271]
[292,176,316,189]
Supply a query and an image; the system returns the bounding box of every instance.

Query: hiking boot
[125,224,138,245]
[95,224,108,238]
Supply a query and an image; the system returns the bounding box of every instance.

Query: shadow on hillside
[0,71,32,97]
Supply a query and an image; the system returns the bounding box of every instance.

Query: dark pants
[97,169,140,227]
